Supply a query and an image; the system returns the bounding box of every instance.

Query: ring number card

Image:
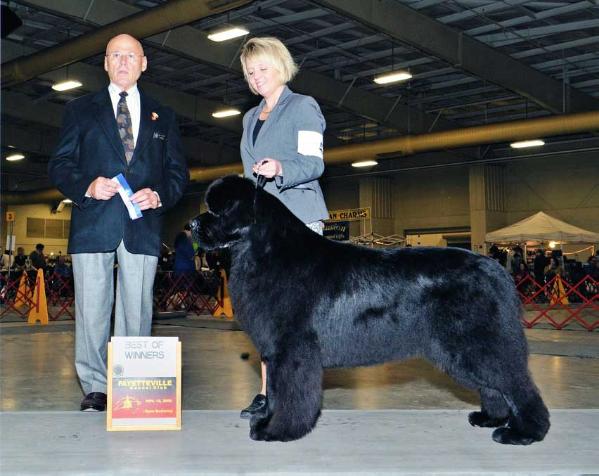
[107,336,181,431]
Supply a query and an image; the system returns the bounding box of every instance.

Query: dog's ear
[205,175,255,214]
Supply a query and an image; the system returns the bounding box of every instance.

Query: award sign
[107,336,181,431]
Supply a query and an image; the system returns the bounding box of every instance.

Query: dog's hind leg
[250,330,323,442]
[492,377,550,445]
[469,387,509,428]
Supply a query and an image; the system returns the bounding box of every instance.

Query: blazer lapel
[246,103,262,154]
[132,92,155,164]
[93,89,126,163]
[252,86,292,150]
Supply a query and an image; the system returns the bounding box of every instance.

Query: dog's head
[189,175,256,250]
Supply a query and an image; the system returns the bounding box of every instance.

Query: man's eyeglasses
[106,52,144,62]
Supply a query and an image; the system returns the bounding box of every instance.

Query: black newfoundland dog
[191,175,549,445]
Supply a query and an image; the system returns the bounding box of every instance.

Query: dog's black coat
[192,176,550,444]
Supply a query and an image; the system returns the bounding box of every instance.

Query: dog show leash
[254,174,267,225]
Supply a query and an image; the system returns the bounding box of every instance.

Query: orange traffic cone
[28,268,49,325]
[550,275,569,305]
[212,269,233,319]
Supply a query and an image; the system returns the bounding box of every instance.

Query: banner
[107,336,181,431]
[324,221,350,241]
[327,207,371,222]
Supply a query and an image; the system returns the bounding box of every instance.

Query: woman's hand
[253,159,283,178]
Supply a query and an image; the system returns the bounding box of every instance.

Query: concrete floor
[1,317,598,474]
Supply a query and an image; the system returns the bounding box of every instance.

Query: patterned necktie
[117,91,135,163]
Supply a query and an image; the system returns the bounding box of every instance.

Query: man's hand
[131,188,160,210]
[252,159,283,178]
[87,177,119,200]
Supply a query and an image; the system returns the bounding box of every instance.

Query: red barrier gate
[153,270,222,315]
[0,270,35,319]
[3,268,596,330]
[515,274,599,331]
[46,273,75,320]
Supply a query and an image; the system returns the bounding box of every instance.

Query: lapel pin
[151,112,159,121]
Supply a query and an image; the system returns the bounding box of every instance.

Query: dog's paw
[250,426,275,441]
[492,427,535,445]
[468,411,508,428]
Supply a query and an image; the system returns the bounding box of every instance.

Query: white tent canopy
[485,211,599,244]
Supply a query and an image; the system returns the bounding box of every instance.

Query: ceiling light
[510,139,545,149]
[207,27,249,42]
[212,108,241,118]
[373,71,412,85]
[351,160,378,168]
[6,153,25,161]
[52,80,82,91]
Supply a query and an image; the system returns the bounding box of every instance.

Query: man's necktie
[117,91,135,163]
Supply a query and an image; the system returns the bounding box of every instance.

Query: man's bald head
[105,34,145,57]
[104,34,147,91]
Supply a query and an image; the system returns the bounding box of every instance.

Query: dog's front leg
[249,331,323,442]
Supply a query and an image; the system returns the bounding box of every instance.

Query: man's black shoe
[80,392,107,412]
[240,394,267,419]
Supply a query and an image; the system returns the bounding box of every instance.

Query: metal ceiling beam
[478,19,599,47]
[1,93,240,166]
[1,119,239,168]
[17,0,458,133]
[1,41,242,133]
[464,1,594,36]
[1,123,59,157]
[312,0,599,114]
[1,0,253,87]
[6,108,599,204]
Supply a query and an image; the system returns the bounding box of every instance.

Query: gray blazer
[240,86,328,224]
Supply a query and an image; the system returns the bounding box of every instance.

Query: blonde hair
[240,37,298,94]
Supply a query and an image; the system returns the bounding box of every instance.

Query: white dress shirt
[108,82,141,146]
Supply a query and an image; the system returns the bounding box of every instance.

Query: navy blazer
[240,86,328,224]
[48,88,189,256]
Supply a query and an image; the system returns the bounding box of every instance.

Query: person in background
[513,261,531,295]
[168,224,196,311]
[238,36,329,419]
[54,256,72,278]
[48,33,188,413]
[29,243,47,271]
[533,249,547,287]
[544,257,563,283]
[12,247,27,270]
[173,224,195,277]
[0,248,10,269]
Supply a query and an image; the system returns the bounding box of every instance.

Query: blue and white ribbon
[112,173,143,220]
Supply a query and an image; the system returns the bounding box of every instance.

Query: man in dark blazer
[48,34,188,412]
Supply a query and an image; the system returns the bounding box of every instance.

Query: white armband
[297,130,323,159]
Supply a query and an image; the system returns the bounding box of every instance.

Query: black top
[253,119,265,145]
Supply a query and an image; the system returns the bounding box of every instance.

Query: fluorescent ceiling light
[52,80,82,91]
[510,139,545,149]
[212,108,241,118]
[351,160,378,168]
[374,71,412,85]
[6,153,25,161]
[207,27,249,42]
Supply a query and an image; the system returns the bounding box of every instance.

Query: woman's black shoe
[240,394,267,419]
